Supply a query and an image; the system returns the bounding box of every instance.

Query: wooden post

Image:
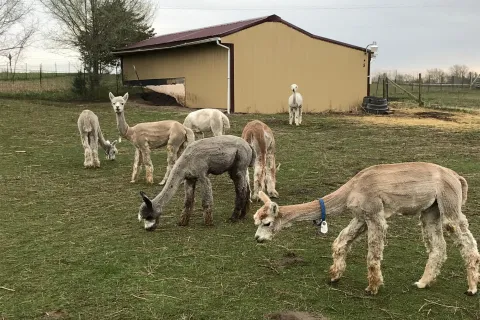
[440,75,443,91]
[39,64,42,87]
[394,76,397,94]
[375,75,380,96]
[428,75,431,92]
[418,73,423,106]
[469,72,472,90]
[25,63,27,80]
[385,76,389,101]
[382,74,386,98]
[451,76,454,91]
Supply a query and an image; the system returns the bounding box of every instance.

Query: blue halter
[313,198,326,226]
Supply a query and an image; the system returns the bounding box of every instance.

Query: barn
[113,14,373,114]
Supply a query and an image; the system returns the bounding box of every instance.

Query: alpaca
[109,92,195,185]
[77,109,118,168]
[137,135,256,231]
[183,108,230,139]
[241,120,279,200]
[253,162,480,296]
[288,84,303,126]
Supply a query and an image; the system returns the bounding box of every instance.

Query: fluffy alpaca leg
[130,148,142,183]
[81,133,93,168]
[91,137,100,168]
[449,214,480,295]
[364,214,388,295]
[298,107,303,125]
[294,108,300,126]
[178,179,196,226]
[329,217,367,282]
[252,156,266,201]
[198,175,214,226]
[211,118,222,136]
[415,206,447,289]
[160,144,178,185]
[265,152,279,198]
[289,107,294,125]
[142,148,154,184]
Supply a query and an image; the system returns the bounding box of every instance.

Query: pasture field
[1,98,480,320]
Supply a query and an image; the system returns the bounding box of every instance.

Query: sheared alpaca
[77,109,117,168]
[253,162,479,296]
[241,120,279,200]
[137,135,256,231]
[109,92,195,185]
[183,108,230,139]
[288,84,303,126]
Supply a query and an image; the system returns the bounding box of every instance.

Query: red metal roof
[114,14,366,53]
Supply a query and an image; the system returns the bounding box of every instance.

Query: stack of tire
[362,96,389,114]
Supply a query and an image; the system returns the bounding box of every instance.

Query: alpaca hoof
[329,278,341,284]
[465,289,477,296]
[414,281,428,289]
[364,287,378,295]
[268,191,279,198]
[130,180,136,183]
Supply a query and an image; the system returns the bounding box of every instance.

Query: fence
[0,63,124,98]
[371,73,480,109]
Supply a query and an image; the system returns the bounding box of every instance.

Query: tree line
[374,65,479,84]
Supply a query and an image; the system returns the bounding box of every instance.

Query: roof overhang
[113,37,222,55]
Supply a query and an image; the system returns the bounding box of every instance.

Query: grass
[1,98,480,320]
[371,81,480,110]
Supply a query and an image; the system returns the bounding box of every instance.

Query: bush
[71,71,87,97]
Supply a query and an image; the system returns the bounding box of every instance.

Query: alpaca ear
[271,203,279,217]
[123,92,129,102]
[111,140,117,146]
[258,191,270,204]
[109,92,114,101]
[140,191,153,210]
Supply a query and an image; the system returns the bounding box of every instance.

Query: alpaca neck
[293,91,297,105]
[278,185,350,224]
[97,127,109,150]
[115,112,132,140]
[151,164,186,209]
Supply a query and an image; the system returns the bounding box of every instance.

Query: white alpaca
[253,162,480,296]
[288,84,303,126]
[77,109,118,168]
[183,108,230,139]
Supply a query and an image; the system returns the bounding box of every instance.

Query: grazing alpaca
[288,84,303,126]
[109,92,195,185]
[253,162,480,296]
[137,135,256,231]
[77,109,117,168]
[183,108,230,139]
[241,120,279,200]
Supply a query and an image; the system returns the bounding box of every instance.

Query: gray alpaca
[137,135,256,231]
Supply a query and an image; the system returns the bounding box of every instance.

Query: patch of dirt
[414,111,455,121]
[275,252,305,268]
[42,310,68,319]
[265,311,328,320]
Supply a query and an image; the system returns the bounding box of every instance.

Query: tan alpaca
[241,120,279,200]
[109,92,195,185]
[253,162,480,296]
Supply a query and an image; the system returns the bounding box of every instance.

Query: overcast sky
[20,0,480,75]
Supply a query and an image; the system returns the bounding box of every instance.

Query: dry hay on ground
[265,311,328,320]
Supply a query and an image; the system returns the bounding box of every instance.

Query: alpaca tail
[184,127,195,146]
[459,175,468,206]
[221,112,230,130]
[248,144,256,167]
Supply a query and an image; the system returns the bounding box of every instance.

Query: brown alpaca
[253,162,479,296]
[241,120,279,200]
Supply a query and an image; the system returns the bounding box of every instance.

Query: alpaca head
[290,84,298,92]
[104,140,118,160]
[253,191,283,243]
[109,92,129,114]
[138,191,162,231]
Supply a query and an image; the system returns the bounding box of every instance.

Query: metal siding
[223,22,368,114]
[122,43,227,109]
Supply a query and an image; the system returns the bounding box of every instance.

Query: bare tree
[449,64,469,80]
[40,0,157,95]
[0,0,36,75]
[426,68,447,83]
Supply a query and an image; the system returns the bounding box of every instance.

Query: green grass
[371,81,480,110]
[1,99,480,320]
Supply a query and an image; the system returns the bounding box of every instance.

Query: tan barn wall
[223,23,369,114]
[121,43,228,109]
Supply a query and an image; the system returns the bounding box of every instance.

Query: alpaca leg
[415,206,447,289]
[229,170,249,221]
[178,179,196,226]
[90,135,100,168]
[364,214,388,295]
[265,151,279,198]
[448,213,480,295]
[252,156,266,201]
[294,108,300,126]
[298,107,303,125]
[142,148,154,184]
[81,133,93,168]
[211,118,222,136]
[329,217,367,282]
[159,144,177,185]
[197,175,214,226]
[289,107,294,125]
[130,148,142,183]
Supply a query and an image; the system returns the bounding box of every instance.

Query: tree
[0,0,36,76]
[40,0,156,96]
[449,64,469,80]
[426,68,446,83]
